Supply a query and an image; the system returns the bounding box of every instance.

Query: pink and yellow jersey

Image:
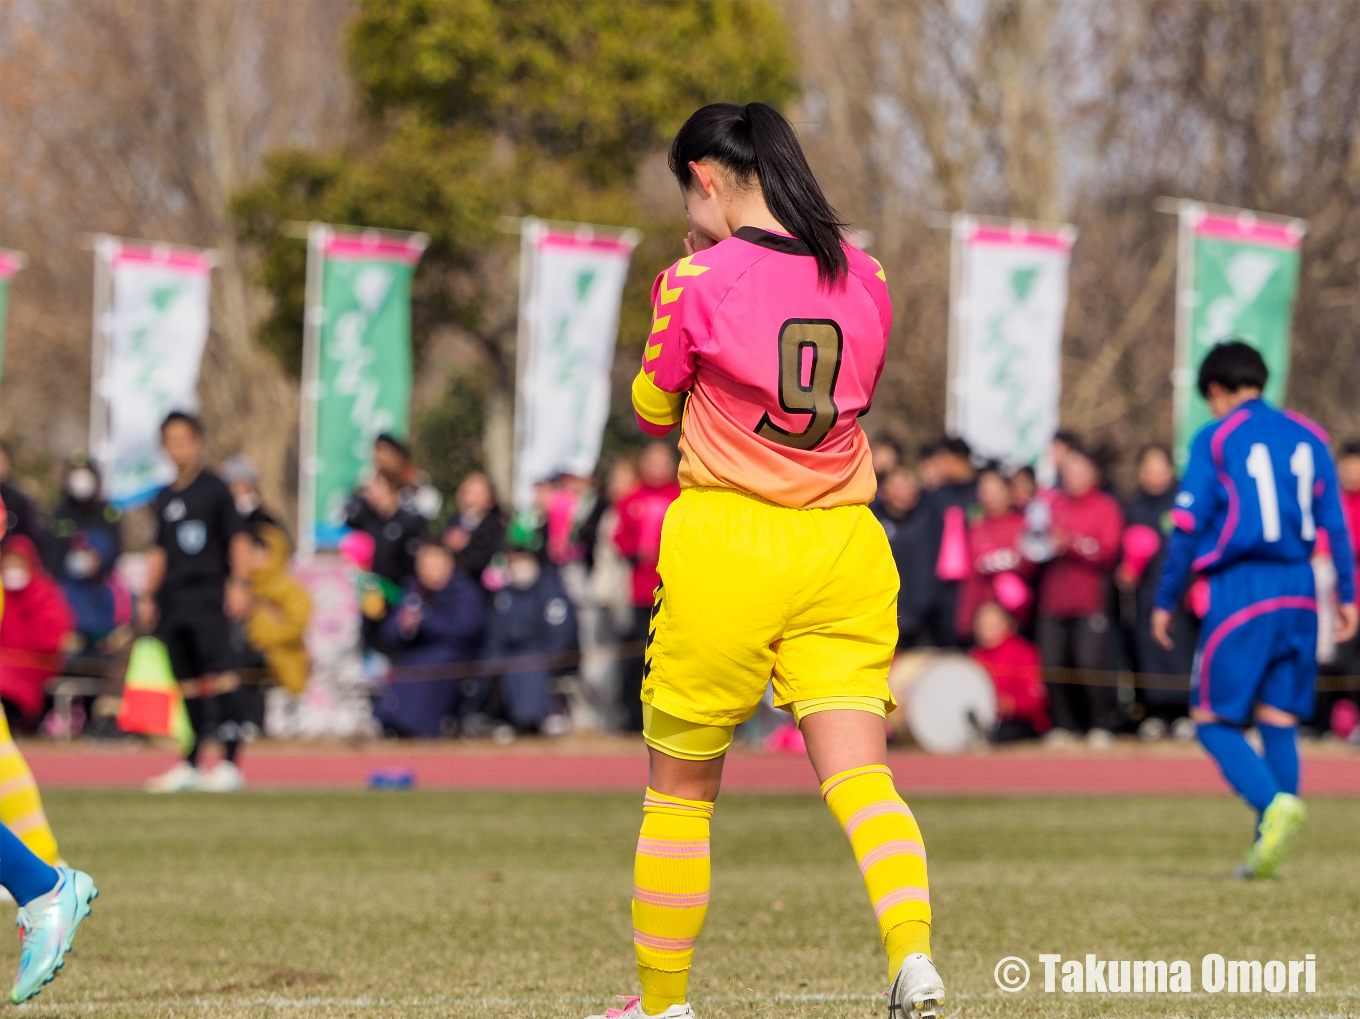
[631,227,890,509]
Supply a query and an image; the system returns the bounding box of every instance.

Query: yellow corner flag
[116,638,194,755]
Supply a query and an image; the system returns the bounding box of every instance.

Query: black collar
[733,226,811,256]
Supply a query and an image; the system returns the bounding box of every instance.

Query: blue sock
[1257,723,1300,796]
[0,823,58,905]
[1197,722,1280,813]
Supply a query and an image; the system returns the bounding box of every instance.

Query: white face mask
[235,494,260,517]
[66,468,97,502]
[507,557,541,591]
[65,550,99,580]
[2,568,30,592]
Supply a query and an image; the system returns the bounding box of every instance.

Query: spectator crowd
[870,431,1360,747]
[2,414,1360,755]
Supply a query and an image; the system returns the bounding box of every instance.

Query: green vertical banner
[299,227,427,555]
[1173,205,1305,465]
[0,249,24,386]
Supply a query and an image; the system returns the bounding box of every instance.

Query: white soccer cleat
[198,761,245,793]
[584,996,694,1019]
[144,762,201,794]
[888,953,945,1019]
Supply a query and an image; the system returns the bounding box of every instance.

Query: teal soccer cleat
[10,866,97,1003]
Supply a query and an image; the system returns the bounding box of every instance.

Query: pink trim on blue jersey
[1170,507,1196,533]
[1191,408,1252,572]
[1283,409,1330,445]
[1196,595,1317,710]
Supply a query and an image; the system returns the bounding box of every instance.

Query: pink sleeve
[848,249,893,340]
[633,257,715,433]
[634,413,676,437]
[644,260,708,395]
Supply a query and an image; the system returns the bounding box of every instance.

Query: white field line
[34,989,1360,1011]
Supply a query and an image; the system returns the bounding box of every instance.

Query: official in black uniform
[140,412,253,793]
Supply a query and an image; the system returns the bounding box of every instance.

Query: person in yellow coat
[244,524,311,695]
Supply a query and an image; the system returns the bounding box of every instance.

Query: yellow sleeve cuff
[631,368,685,427]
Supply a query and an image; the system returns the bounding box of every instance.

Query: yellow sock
[0,716,59,865]
[632,788,712,1014]
[821,765,931,980]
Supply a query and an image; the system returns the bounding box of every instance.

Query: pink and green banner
[298,226,426,556]
[91,238,214,508]
[1174,205,1305,464]
[0,250,23,386]
[947,216,1075,471]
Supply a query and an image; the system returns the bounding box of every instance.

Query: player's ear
[689,161,716,199]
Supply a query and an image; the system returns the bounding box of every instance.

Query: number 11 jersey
[1155,397,1356,610]
[631,226,891,509]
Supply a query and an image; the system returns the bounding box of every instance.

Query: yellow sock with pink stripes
[822,764,931,980]
[632,788,712,1014]
[0,725,58,865]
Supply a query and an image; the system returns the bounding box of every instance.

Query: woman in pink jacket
[0,535,73,731]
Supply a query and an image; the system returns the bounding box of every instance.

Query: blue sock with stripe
[1197,722,1279,813]
[0,822,57,905]
[1257,723,1300,796]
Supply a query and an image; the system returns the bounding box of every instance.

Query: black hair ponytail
[668,102,848,287]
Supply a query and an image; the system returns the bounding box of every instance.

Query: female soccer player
[0,494,96,1000]
[587,103,944,1019]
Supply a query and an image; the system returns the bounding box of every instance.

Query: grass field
[18,790,1360,1018]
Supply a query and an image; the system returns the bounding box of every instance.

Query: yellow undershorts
[643,699,888,760]
[641,486,899,730]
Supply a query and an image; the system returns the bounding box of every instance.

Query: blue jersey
[1155,398,1356,611]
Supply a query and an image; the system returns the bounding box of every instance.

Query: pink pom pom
[1331,698,1359,740]
[1121,523,1162,581]
[1186,576,1211,618]
[764,722,806,754]
[992,571,1032,614]
[338,530,376,572]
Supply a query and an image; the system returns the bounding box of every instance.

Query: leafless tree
[785,0,1360,476]
[0,0,352,516]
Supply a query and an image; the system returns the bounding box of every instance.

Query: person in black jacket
[47,455,122,577]
[140,413,252,794]
[373,433,443,524]
[442,471,505,587]
[345,470,424,654]
[921,436,976,648]
[870,466,941,648]
[220,457,283,534]
[0,444,48,562]
[374,541,486,738]
[344,470,424,588]
[483,539,577,734]
[1119,443,1195,727]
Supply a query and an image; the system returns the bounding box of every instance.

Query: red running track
[20,746,1360,795]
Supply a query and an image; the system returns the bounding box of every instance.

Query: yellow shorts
[642,487,898,728]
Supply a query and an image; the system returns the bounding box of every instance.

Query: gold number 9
[755,319,843,451]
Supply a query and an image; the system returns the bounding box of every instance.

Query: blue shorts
[1192,560,1318,724]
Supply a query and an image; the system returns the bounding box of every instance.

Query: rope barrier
[20,642,1360,694]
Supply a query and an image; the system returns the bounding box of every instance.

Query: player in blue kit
[1153,342,1359,878]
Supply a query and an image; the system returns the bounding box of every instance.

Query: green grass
[19,791,1360,1018]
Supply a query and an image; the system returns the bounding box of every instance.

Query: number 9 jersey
[631,226,890,509]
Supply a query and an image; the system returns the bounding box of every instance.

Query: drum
[889,652,997,754]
